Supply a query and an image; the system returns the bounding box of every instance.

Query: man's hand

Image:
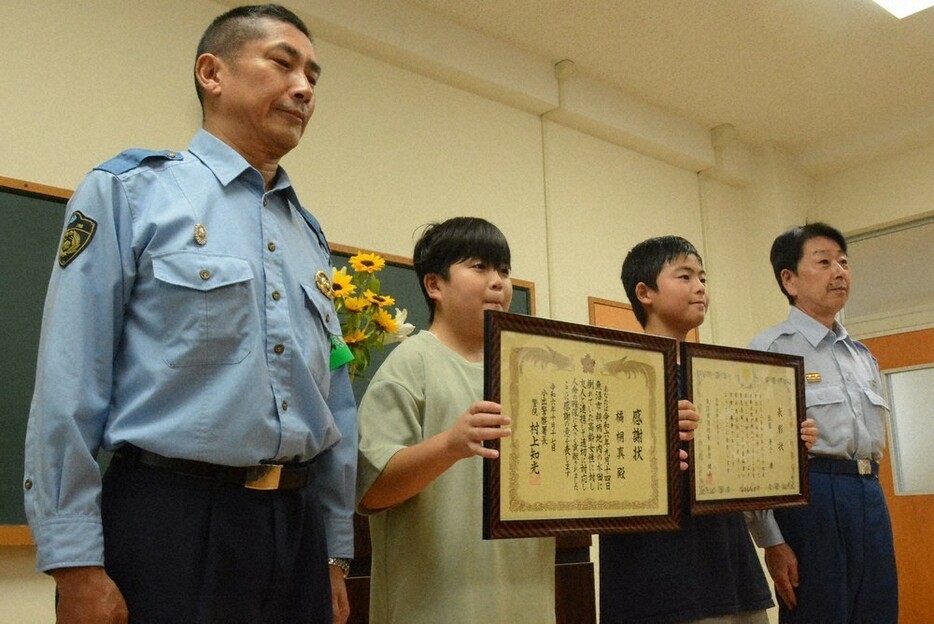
[677,399,700,471]
[329,565,350,624]
[799,418,819,450]
[446,401,512,460]
[764,543,799,610]
[52,566,128,624]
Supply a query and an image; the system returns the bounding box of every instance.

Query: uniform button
[199,269,211,280]
[326,313,331,323]
[24,479,32,490]
[274,343,285,354]
[263,197,268,206]
[267,241,276,252]
[281,401,289,411]
[272,291,281,301]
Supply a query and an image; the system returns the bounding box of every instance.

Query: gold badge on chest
[315,270,335,300]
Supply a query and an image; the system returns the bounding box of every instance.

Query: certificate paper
[682,342,809,515]
[483,311,681,539]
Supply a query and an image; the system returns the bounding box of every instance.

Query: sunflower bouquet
[331,251,415,380]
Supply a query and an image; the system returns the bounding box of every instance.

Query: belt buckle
[857,459,872,476]
[245,464,283,490]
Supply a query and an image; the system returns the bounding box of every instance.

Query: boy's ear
[423,273,442,302]
[634,281,654,307]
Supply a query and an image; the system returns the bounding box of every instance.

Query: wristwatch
[328,557,351,578]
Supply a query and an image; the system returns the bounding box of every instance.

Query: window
[885,364,934,494]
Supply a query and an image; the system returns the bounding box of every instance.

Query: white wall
[812,145,934,233]
[0,0,217,189]
[305,39,551,302]
[542,121,703,326]
[2,0,931,621]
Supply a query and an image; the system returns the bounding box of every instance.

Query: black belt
[809,457,879,478]
[115,444,312,491]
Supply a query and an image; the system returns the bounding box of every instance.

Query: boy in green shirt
[356,217,555,623]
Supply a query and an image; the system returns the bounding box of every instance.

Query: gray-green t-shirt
[357,332,556,624]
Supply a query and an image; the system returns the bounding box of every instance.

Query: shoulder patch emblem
[59,211,97,268]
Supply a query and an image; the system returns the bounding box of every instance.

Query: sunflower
[330,267,356,298]
[373,307,399,334]
[343,296,369,313]
[343,329,369,344]
[350,252,385,274]
[364,289,395,308]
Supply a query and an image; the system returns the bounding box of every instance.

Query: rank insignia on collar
[59,210,97,268]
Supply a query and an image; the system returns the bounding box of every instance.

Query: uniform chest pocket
[805,384,848,449]
[863,387,890,411]
[152,252,256,367]
[805,385,846,409]
[297,281,343,388]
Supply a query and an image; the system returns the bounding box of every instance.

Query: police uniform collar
[188,129,293,196]
[786,306,848,347]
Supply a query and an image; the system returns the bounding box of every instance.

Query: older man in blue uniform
[24,5,356,623]
[747,223,897,623]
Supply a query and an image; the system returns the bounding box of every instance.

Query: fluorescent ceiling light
[871,0,934,18]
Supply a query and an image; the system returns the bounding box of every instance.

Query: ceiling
[399,0,934,154]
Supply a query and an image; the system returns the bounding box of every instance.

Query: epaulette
[94,148,183,175]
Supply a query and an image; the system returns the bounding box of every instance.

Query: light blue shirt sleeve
[316,367,358,558]
[24,169,135,570]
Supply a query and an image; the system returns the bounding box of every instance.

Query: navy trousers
[101,454,332,623]
[773,470,898,624]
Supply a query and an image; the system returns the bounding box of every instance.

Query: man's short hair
[621,236,702,328]
[769,222,848,305]
[194,4,312,106]
[413,217,511,323]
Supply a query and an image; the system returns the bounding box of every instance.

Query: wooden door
[861,328,934,624]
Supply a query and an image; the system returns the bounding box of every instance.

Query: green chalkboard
[0,184,68,527]
[0,180,534,527]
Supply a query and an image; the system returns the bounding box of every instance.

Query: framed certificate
[681,342,809,515]
[483,310,681,540]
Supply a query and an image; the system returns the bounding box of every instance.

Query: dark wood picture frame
[681,342,809,515]
[483,310,681,539]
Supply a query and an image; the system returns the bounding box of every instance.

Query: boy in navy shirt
[600,235,816,623]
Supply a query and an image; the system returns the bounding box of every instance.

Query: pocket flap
[301,281,342,336]
[863,387,890,410]
[153,252,253,292]
[805,385,846,408]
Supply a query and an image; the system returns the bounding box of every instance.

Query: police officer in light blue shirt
[746,223,897,623]
[24,5,356,623]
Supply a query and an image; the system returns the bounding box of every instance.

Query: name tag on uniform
[805,372,822,383]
